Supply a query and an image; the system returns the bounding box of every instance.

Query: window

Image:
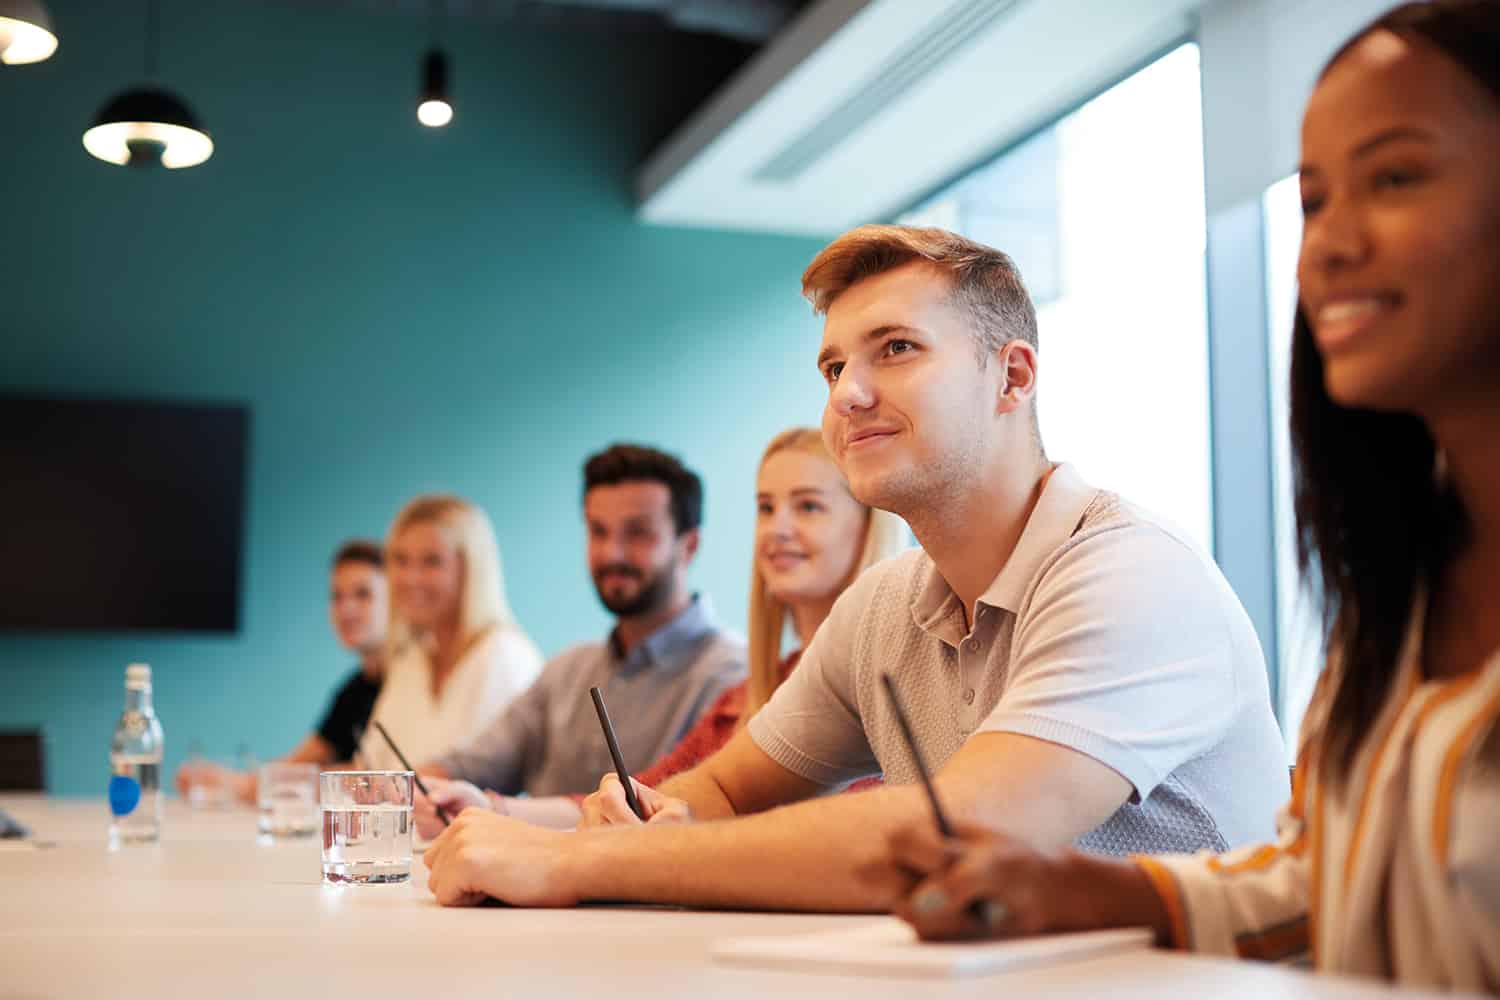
[901,44,1212,549]
[1264,173,1324,756]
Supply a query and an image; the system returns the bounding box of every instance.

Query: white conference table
[0,794,1467,1000]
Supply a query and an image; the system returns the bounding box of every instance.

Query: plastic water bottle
[109,663,164,847]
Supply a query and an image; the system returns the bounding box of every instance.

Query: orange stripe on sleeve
[1433,678,1500,868]
[1282,746,1312,859]
[1289,750,1308,819]
[1309,761,1325,967]
[1342,673,1476,890]
[1134,856,1189,951]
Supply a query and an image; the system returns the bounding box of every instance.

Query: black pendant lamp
[0,0,58,64]
[83,0,212,168]
[416,3,451,128]
[417,49,453,128]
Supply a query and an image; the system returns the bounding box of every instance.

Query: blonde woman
[363,495,543,771]
[572,427,906,826]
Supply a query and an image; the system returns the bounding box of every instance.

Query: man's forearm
[657,766,740,821]
[559,784,928,911]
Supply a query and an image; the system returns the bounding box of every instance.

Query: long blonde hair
[385,494,518,659]
[745,429,907,715]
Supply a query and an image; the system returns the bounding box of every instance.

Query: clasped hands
[419,772,694,906]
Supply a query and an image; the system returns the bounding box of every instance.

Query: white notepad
[712,918,1153,979]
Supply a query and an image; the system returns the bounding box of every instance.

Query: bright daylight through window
[1264,173,1324,758]
[902,44,1212,551]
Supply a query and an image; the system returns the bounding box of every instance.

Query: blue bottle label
[109,775,141,816]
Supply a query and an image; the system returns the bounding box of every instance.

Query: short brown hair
[583,444,703,536]
[331,539,383,570]
[801,224,1038,362]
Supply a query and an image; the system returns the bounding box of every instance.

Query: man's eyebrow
[817,325,914,370]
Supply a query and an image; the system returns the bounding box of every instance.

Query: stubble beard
[851,436,981,537]
[594,564,676,618]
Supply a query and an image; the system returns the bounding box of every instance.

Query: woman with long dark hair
[864,2,1500,988]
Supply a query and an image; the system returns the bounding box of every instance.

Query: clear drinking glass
[182,745,235,810]
[319,770,413,884]
[257,762,320,839]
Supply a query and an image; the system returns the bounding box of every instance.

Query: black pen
[880,673,956,836]
[589,686,644,820]
[371,720,451,827]
[880,672,999,927]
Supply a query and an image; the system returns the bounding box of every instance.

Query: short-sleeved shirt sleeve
[747,558,905,786]
[977,523,1238,800]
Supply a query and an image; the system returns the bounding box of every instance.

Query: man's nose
[829,366,875,416]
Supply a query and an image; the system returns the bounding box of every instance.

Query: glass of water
[257,762,320,839]
[320,770,413,884]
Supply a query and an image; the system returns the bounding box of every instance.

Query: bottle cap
[125,663,152,688]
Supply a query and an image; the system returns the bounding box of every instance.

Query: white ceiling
[637,0,1206,236]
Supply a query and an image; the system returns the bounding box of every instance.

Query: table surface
[0,795,1465,1000]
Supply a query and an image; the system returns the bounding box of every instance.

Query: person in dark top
[314,657,381,763]
[176,540,388,803]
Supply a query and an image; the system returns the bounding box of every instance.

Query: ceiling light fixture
[83,0,212,168]
[416,3,451,129]
[0,0,58,64]
[417,50,452,127]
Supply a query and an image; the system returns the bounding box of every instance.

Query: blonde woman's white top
[363,626,543,772]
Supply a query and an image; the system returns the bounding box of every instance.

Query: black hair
[1292,0,1500,777]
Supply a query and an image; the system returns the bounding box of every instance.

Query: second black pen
[589,685,645,820]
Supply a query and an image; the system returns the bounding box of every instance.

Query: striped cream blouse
[1136,596,1500,992]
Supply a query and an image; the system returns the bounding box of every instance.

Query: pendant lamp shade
[83,86,213,168]
[417,49,452,127]
[0,0,59,64]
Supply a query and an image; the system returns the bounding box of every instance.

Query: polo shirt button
[966,639,979,652]
[963,688,975,705]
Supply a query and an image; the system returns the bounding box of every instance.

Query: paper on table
[712,918,1153,979]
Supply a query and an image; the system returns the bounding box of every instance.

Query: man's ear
[677,527,701,565]
[994,339,1038,416]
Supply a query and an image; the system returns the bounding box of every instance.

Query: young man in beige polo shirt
[422,225,1288,911]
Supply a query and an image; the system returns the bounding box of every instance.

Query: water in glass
[258,763,319,839]
[321,803,412,884]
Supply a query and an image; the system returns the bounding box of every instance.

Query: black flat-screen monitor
[0,396,248,632]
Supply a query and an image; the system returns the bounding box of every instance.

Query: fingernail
[912,888,949,915]
[981,899,1010,927]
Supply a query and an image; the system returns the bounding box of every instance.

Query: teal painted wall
[0,0,827,796]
